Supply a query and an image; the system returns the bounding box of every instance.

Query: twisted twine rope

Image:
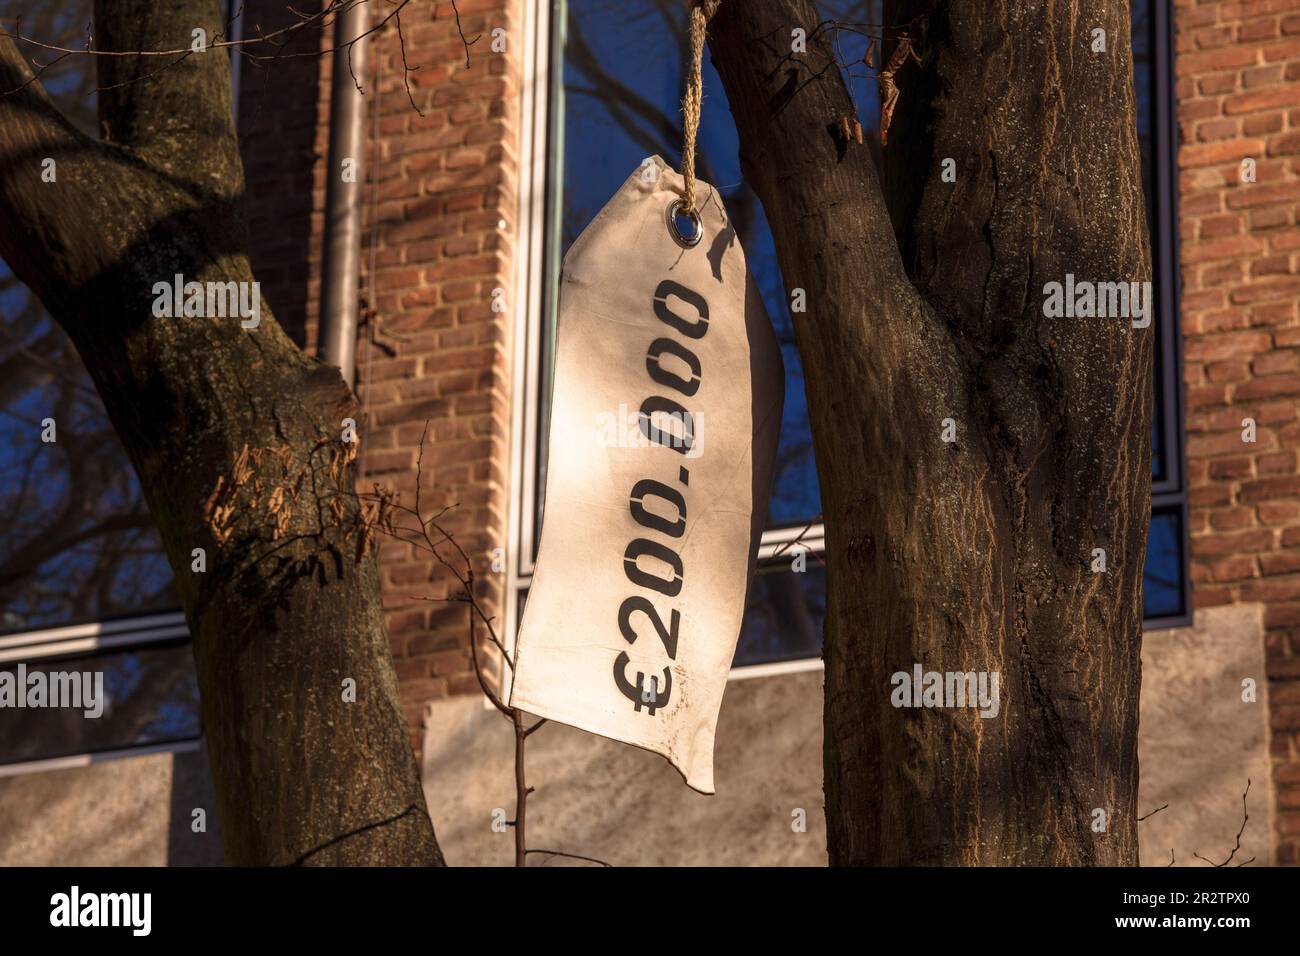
[681,0,719,215]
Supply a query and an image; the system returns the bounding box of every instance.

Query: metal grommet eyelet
[666,199,703,248]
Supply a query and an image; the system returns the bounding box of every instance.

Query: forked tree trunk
[0,0,443,865]
[709,0,1151,864]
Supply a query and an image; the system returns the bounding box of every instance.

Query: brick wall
[361,0,520,747]
[1174,0,1300,862]
[238,0,522,753]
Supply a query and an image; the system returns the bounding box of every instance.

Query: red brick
[1266,603,1300,628]
[1191,528,1277,556]
[1188,383,1230,408]
[1239,18,1281,42]
[1243,111,1284,135]
[1194,585,1235,607]
[1233,373,1300,400]
[1259,501,1300,524]
[1209,459,1256,483]
[1198,213,1245,238]
[1256,400,1299,424]
[1263,35,1300,61]
[1250,205,1292,229]
[1197,24,1236,48]
[1262,552,1300,576]
[1251,254,1294,277]
[1259,451,1298,474]
[1196,74,1238,97]
[1226,181,1300,209]
[1181,139,1267,169]
[1232,277,1300,305]
[1268,131,1300,156]
[1252,350,1299,375]
[1185,330,1273,361]
[1241,476,1300,501]
[1178,45,1261,75]
[1211,554,1260,581]
[1196,117,1241,141]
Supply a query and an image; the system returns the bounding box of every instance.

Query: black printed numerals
[613,280,707,717]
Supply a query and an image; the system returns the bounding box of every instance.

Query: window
[0,620,200,770]
[510,0,1189,672]
[0,0,209,768]
[0,0,178,636]
[1134,0,1192,628]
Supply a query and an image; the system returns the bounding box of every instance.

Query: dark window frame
[0,613,201,770]
[1145,0,1192,630]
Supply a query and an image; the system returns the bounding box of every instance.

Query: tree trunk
[0,0,444,866]
[709,0,1150,865]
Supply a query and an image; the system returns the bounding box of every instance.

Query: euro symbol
[613,651,672,717]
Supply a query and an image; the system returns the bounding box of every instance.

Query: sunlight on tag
[508,156,785,793]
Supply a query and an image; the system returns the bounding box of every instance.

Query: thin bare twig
[348,421,609,868]
[1193,779,1254,867]
[1137,803,1168,822]
[5,2,346,58]
[2,0,475,109]
[450,0,480,69]
[766,514,827,568]
[525,849,613,867]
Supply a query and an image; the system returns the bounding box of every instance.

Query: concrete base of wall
[0,745,224,866]
[422,668,827,865]
[0,601,1273,866]
[1138,602,1273,866]
[422,603,1275,866]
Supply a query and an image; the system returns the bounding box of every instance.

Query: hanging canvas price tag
[508,156,785,793]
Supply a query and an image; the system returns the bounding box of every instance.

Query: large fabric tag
[508,156,785,793]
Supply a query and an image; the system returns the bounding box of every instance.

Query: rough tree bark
[0,0,444,865]
[710,0,1151,864]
